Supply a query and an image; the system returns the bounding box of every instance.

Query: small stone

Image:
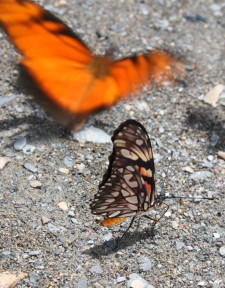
[59,167,70,174]
[67,210,75,217]
[219,246,225,257]
[203,84,224,107]
[30,180,42,188]
[14,136,27,151]
[127,273,155,288]
[48,223,60,234]
[218,151,225,160]
[63,156,75,167]
[90,264,103,274]
[58,201,68,211]
[211,132,220,146]
[0,272,28,287]
[72,126,111,143]
[0,157,10,170]
[77,277,88,288]
[165,211,171,217]
[76,163,85,171]
[197,281,208,286]
[71,218,79,224]
[137,256,152,271]
[176,241,185,250]
[189,171,213,182]
[117,276,126,283]
[207,155,214,161]
[23,144,36,154]
[213,233,220,239]
[29,271,37,285]
[29,251,40,256]
[186,273,194,281]
[103,233,112,241]
[182,166,194,173]
[67,235,76,245]
[172,221,179,229]
[23,163,38,173]
[41,216,51,225]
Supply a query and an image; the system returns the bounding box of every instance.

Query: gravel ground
[0,0,225,287]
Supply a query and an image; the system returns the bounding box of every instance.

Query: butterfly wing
[102,119,155,206]
[91,166,150,226]
[0,0,185,129]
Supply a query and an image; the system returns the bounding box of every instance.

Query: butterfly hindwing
[91,166,150,218]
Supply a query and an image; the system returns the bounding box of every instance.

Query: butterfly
[91,119,161,228]
[0,0,185,130]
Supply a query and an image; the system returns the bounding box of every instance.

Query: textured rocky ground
[0,0,225,287]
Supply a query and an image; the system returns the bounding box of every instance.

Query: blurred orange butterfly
[0,0,185,130]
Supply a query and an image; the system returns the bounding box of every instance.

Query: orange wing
[0,0,185,129]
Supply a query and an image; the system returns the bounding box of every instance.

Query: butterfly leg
[114,215,136,249]
[143,203,170,236]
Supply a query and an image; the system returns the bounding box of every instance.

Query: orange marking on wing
[101,217,128,227]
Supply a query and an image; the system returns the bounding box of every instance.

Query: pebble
[23,163,38,173]
[137,256,152,271]
[127,273,155,288]
[59,167,70,174]
[14,136,27,151]
[116,276,126,283]
[219,246,225,257]
[67,210,75,217]
[211,132,220,146]
[189,171,213,182]
[182,166,194,173]
[0,272,28,287]
[0,94,16,106]
[72,126,111,143]
[67,235,76,245]
[213,233,220,239]
[28,251,40,256]
[58,201,68,211]
[172,221,179,229]
[29,180,42,188]
[0,157,10,170]
[186,272,194,281]
[23,144,36,154]
[41,216,51,225]
[29,271,37,285]
[63,156,75,167]
[218,151,225,160]
[207,155,214,161]
[176,241,185,250]
[48,223,60,234]
[89,264,103,274]
[165,211,171,217]
[103,233,112,241]
[71,218,79,224]
[197,281,208,286]
[77,277,88,288]
[203,84,224,107]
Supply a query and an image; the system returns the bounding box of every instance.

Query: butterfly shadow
[83,226,159,258]
[186,104,225,151]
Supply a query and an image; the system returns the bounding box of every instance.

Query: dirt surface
[0,0,225,287]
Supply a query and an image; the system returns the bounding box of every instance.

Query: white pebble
[58,201,68,211]
[213,233,220,239]
[127,273,155,288]
[219,246,225,257]
[30,180,42,188]
[0,157,10,170]
[72,126,111,143]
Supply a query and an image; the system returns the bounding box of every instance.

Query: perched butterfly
[91,119,160,228]
[0,0,185,130]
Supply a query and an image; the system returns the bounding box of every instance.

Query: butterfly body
[91,119,157,227]
[0,0,185,129]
